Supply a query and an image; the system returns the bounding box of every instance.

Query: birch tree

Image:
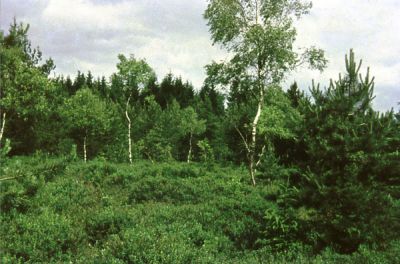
[61,88,113,162]
[204,0,327,185]
[111,55,156,164]
[180,107,206,163]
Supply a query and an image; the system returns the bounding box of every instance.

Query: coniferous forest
[1,1,399,263]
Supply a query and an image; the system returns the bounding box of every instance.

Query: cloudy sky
[1,0,399,111]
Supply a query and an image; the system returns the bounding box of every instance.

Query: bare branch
[235,126,250,154]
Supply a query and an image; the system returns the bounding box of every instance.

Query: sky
[1,0,399,111]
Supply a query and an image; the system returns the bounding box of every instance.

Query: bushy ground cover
[1,155,399,263]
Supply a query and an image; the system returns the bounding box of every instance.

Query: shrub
[0,170,44,214]
[100,222,225,264]
[85,207,133,244]
[1,209,84,262]
[33,177,98,213]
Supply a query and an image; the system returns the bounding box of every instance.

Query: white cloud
[42,0,148,33]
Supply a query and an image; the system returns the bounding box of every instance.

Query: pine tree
[298,50,399,252]
[286,82,304,108]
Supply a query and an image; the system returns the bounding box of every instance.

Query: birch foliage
[204,0,327,184]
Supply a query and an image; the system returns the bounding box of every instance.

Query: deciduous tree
[61,88,113,162]
[204,0,327,185]
[180,107,206,163]
[111,54,156,164]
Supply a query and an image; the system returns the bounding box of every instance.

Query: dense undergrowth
[1,155,399,263]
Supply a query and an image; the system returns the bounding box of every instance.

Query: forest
[1,0,399,263]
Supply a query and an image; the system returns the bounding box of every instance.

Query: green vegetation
[1,1,399,262]
[1,157,399,263]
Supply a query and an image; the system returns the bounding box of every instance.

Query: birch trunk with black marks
[249,87,264,186]
[125,95,132,164]
[235,88,265,186]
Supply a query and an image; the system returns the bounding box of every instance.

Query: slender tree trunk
[83,135,87,163]
[249,88,264,186]
[127,118,132,164]
[187,132,193,163]
[0,112,6,146]
[125,96,132,164]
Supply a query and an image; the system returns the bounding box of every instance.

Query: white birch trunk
[0,112,6,145]
[125,96,132,164]
[83,135,87,163]
[249,88,264,186]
